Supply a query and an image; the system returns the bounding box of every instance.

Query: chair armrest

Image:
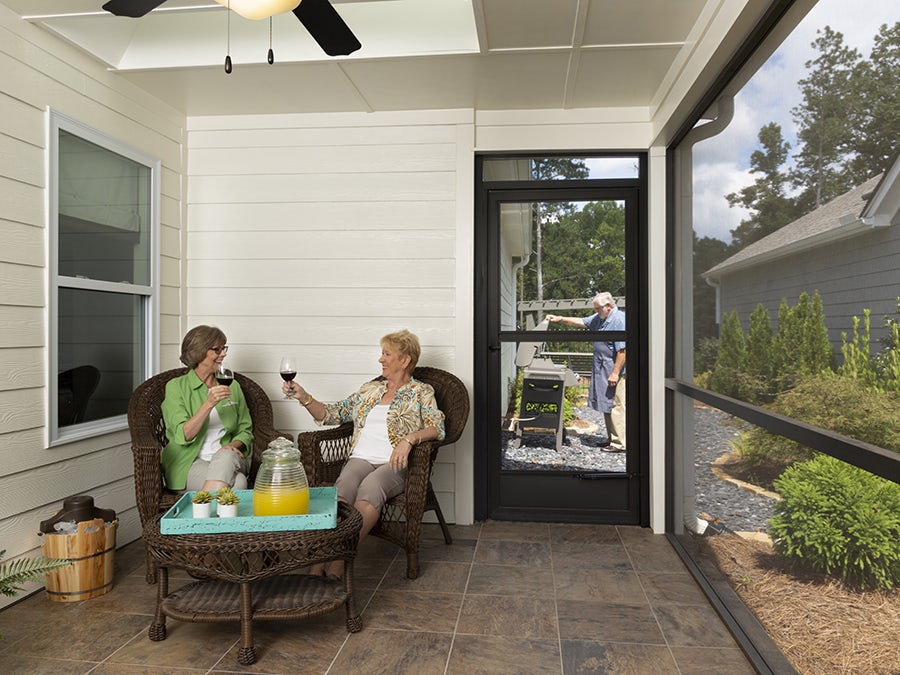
[132,442,164,527]
[298,422,354,485]
[402,440,439,520]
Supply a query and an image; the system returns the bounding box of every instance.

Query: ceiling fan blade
[101,0,168,18]
[293,0,361,57]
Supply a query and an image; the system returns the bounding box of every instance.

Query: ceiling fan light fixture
[213,0,300,21]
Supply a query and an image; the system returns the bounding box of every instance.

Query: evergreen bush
[733,373,900,467]
[770,455,900,590]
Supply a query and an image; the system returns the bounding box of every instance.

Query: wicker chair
[128,367,291,582]
[296,366,469,579]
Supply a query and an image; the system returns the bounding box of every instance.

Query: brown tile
[362,589,462,632]
[329,628,451,674]
[448,634,561,674]
[379,559,470,594]
[639,572,710,606]
[0,655,102,673]
[653,604,740,648]
[12,607,150,662]
[76,573,163,614]
[104,620,234,668]
[357,535,402,560]
[561,639,679,674]
[420,522,482,541]
[670,646,756,674]
[551,542,633,571]
[621,539,687,573]
[457,595,557,638]
[417,536,478,564]
[98,664,208,674]
[550,523,621,546]
[467,563,554,598]
[554,568,645,604]
[474,539,552,567]
[480,520,551,541]
[349,554,395,589]
[114,540,153,578]
[556,599,664,643]
[218,616,352,672]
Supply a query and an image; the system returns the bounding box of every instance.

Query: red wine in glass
[216,366,236,406]
[280,357,298,399]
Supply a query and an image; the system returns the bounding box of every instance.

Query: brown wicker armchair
[128,367,290,582]
[297,366,469,579]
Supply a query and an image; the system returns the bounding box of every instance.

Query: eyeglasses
[209,345,229,355]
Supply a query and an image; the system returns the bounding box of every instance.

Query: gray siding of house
[717,224,900,361]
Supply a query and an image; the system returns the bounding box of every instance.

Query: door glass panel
[498,198,627,475]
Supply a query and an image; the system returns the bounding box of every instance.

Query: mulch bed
[698,533,900,674]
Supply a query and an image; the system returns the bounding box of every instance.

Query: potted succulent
[215,487,240,517]
[191,490,213,518]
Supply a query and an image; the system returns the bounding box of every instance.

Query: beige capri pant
[186,448,248,491]
[335,457,407,510]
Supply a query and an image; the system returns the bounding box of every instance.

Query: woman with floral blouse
[283,329,445,579]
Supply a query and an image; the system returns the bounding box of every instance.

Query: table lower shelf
[150,573,362,664]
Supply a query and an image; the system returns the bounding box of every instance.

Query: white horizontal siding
[184,110,472,524]
[0,3,186,608]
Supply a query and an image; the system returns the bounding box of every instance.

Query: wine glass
[279,356,298,399]
[216,365,236,406]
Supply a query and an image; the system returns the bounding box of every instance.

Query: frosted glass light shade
[214,0,300,20]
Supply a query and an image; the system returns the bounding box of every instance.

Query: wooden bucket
[41,518,117,602]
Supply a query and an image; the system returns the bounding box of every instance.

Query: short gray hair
[594,292,615,307]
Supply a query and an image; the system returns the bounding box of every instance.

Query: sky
[691,0,898,242]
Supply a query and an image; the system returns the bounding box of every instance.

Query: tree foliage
[726,123,803,249]
[715,21,900,253]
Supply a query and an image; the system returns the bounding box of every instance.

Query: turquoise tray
[160,488,337,534]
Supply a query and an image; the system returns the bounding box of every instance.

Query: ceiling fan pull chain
[268,17,275,65]
[224,0,232,74]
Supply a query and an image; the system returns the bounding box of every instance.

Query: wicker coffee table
[142,501,362,665]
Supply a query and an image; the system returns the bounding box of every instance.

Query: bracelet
[300,394,314,407]
[405,436,417,446]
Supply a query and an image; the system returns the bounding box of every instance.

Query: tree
[725,123,801,249]
[693,233,729,340]
[523,159,590,319]
[521,199,626,332]
[790,26,863,208]
[848,22,900,179]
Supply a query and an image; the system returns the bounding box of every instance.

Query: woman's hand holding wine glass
[280,356,298,399]
[216,365,236,406]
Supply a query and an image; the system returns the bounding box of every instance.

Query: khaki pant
[604,374,626,450]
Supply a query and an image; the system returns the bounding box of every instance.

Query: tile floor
[0,521,756,673]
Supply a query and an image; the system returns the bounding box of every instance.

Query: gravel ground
[502,403,776,532]
[692,405,777,533]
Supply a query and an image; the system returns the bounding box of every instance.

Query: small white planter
[217,503,238,518]
[192,502,212,518]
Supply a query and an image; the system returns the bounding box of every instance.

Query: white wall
[0,5,186,607]
[183,109,476,523]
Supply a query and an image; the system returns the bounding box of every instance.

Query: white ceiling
[5,0,730,117]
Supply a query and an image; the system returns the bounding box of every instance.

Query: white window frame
[48,110,160,445]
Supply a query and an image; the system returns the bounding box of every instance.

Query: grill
[511,319,579,452]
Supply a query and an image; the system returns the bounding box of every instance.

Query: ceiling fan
[101,0,362,57]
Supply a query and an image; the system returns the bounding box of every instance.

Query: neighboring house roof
[703,157,900,278]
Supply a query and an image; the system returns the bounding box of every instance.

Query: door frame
[473,152,650,525]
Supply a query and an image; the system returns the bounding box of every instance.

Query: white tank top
[351,404,393,464]
[199,402,227,461]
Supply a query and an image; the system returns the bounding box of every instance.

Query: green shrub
[734,374,900,468]
[769,455,900,590]
[694,336,719,374]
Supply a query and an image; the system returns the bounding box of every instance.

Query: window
[49,111,159,444]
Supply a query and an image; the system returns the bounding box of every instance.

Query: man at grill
[547,291,626,452]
